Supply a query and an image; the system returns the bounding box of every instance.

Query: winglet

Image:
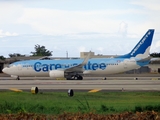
[81,51,91,66]
[65,51,91,72]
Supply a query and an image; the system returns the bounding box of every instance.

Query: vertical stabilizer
[120,29,154,58]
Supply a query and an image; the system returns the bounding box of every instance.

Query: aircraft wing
[64,52,91,73]
[137,56,152,62]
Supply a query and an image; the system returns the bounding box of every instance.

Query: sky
[0,0,160,58]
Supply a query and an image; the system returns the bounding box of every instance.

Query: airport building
[0,52,160,74]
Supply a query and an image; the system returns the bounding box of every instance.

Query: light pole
[66,51,68,58]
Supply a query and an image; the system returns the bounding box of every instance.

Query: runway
[0,77,160,92]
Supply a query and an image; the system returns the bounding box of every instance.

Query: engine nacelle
[11,75,18,79]
[49,70,65,78]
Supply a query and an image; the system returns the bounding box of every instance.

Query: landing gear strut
[16,76,20,80]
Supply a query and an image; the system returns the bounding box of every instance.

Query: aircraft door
[123,60,128,69]
[17,64,23,76]
[18,65,22,70]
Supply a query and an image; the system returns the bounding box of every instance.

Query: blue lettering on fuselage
[34,61,107,72]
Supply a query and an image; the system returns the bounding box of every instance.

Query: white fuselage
[3,58,140,77]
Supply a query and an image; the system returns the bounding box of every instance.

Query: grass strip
[0,91,159,114]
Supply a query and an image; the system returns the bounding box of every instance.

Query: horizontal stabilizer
[137,56,151,62]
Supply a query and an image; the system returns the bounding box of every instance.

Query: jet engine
[49,70,65,78]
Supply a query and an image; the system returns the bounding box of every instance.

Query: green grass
[0,91,160,114]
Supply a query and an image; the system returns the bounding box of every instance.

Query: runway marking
[151,78,159,80]
[88,89,101,93]
[10,88,23,92]
[56,78,66,80]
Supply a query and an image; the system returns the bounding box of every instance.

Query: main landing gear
[67,75,83,80]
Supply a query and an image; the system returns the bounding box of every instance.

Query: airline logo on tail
[120,29,154,58]
[131,31,151,56]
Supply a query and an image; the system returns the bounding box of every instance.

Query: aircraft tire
[74,76,78,80]
[78,76,83,80]
[68,75,83,80]
[17,76,20,80]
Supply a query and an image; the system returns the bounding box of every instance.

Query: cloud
[0,2,23,23]
[131,0,160,11]
[0,30,18,38]
[118,21,128,37]
[78,46,86,52]
[152,40,160,53]
[1,1,160,57]
[53,46,61,50]
[17,8,150,35]
[96,47,104,53]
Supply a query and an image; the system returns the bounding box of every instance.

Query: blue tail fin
[120,29,154,58]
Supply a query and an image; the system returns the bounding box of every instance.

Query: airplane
[2,29,154,80]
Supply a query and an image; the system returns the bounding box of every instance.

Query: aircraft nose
[2,67,7,74]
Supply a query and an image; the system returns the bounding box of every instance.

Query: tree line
[0,44,52,60]
[150,53,160,57]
